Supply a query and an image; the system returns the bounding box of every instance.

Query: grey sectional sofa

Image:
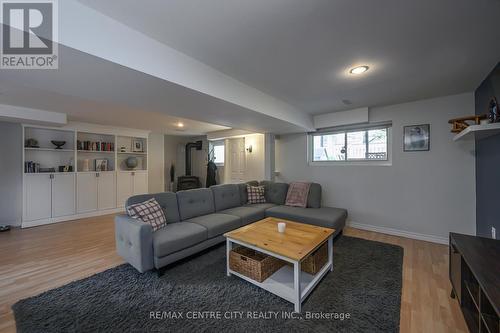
[115,181,347,273]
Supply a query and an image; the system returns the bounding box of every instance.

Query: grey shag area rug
[13,236,403,333]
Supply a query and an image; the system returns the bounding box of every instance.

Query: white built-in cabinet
[97,172,117,210]
[116,171,148,207]
[22,124,149,228]
[52,173,76,217]
[24,173,76,221]
[77,172,117,213]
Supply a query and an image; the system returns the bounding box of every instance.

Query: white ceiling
[0,45,307,134]
[79,0,500,114]
[0,84,228,136]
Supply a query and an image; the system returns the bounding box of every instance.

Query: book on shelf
[77,140,114,152]
[25,161,40,173]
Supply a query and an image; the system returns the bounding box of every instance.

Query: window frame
[209,140,225,167]
[308,124,392,166]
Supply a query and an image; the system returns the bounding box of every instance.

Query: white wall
[164,135,190,191]
[244,133,265,182]
[276,93,476,242]
[0,122,23,226]
[223,134,266,183]
[190,136,209,187]
[148,132,164,193]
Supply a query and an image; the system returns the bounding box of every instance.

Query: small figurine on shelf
[448,115,487,133]
[488,97,499,123]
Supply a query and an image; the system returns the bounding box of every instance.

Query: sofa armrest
[115,214,154,273]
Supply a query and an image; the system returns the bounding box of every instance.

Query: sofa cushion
[126,198,167,232]
[176,188,215,220]
[307,183,322,208]
[260,181,289,205]
[126,192,180,223]
[220,206,265,225]
[238,181,259,205]
[185,213,242,238]
[244,203,277,211]
[265,205,347,230]
[153,222,207,257]
[211,184,241,211]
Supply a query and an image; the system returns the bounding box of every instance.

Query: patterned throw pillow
[285,182,311,208]
[247,185,266,204]
[126,198,167,232]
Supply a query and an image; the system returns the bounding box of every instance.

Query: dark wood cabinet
[449,233,500,333]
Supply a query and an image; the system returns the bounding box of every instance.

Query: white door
[133,172,148,195]
[24,174,52,221]
[117,172,134,208]
[229,138,246,183]
[97,172,116,210]
[52,173,75,218]
[77,173,98,213]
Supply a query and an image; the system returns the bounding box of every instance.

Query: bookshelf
[76,132,115,172]
[116,136,148,171]
[449,233,499,333]
[22,123,149,228]
[24,127,75,173]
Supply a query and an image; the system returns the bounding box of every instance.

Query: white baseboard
[347,221,448,245]
[21,208,124,228]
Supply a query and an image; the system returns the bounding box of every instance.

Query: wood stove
[177,141,202,191]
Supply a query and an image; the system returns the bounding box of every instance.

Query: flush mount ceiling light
[176,122,184,128]
[349,65,369,75]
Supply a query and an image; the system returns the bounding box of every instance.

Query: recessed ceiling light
[349,66,369,75]
[176,122,184,128]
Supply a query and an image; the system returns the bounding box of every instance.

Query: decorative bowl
[51,140,66,149]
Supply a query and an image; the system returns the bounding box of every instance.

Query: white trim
[348,221,448,245]
[21,208,124,229]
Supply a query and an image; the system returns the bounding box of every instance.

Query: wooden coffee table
[224,217,335,312]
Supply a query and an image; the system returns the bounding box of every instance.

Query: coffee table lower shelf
[226,237,333,312]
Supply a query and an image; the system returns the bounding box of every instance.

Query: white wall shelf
[77,150,115,153]
[453,122,500,141]
[117,151,147,155]
[25,147,75,152]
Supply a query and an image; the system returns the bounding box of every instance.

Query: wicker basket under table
[229,246,285,282]
[300,242,328,275]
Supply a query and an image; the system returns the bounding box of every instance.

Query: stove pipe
[185,141,202,176]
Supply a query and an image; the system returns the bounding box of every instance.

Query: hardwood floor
[0,215,467,333]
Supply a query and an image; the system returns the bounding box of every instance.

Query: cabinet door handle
[96,172,99,177]
[132,172,135,176]
[49,174,54,179]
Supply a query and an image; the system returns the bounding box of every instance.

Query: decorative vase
[125,156,138,170]
[82,159,90,172]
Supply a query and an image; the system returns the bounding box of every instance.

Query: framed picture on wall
[403,124,430,152]
[132,139,144,152]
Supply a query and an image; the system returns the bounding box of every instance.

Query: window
[311,126,389,162]
[210,141,225,166]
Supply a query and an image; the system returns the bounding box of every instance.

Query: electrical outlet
[492,227,496,239]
